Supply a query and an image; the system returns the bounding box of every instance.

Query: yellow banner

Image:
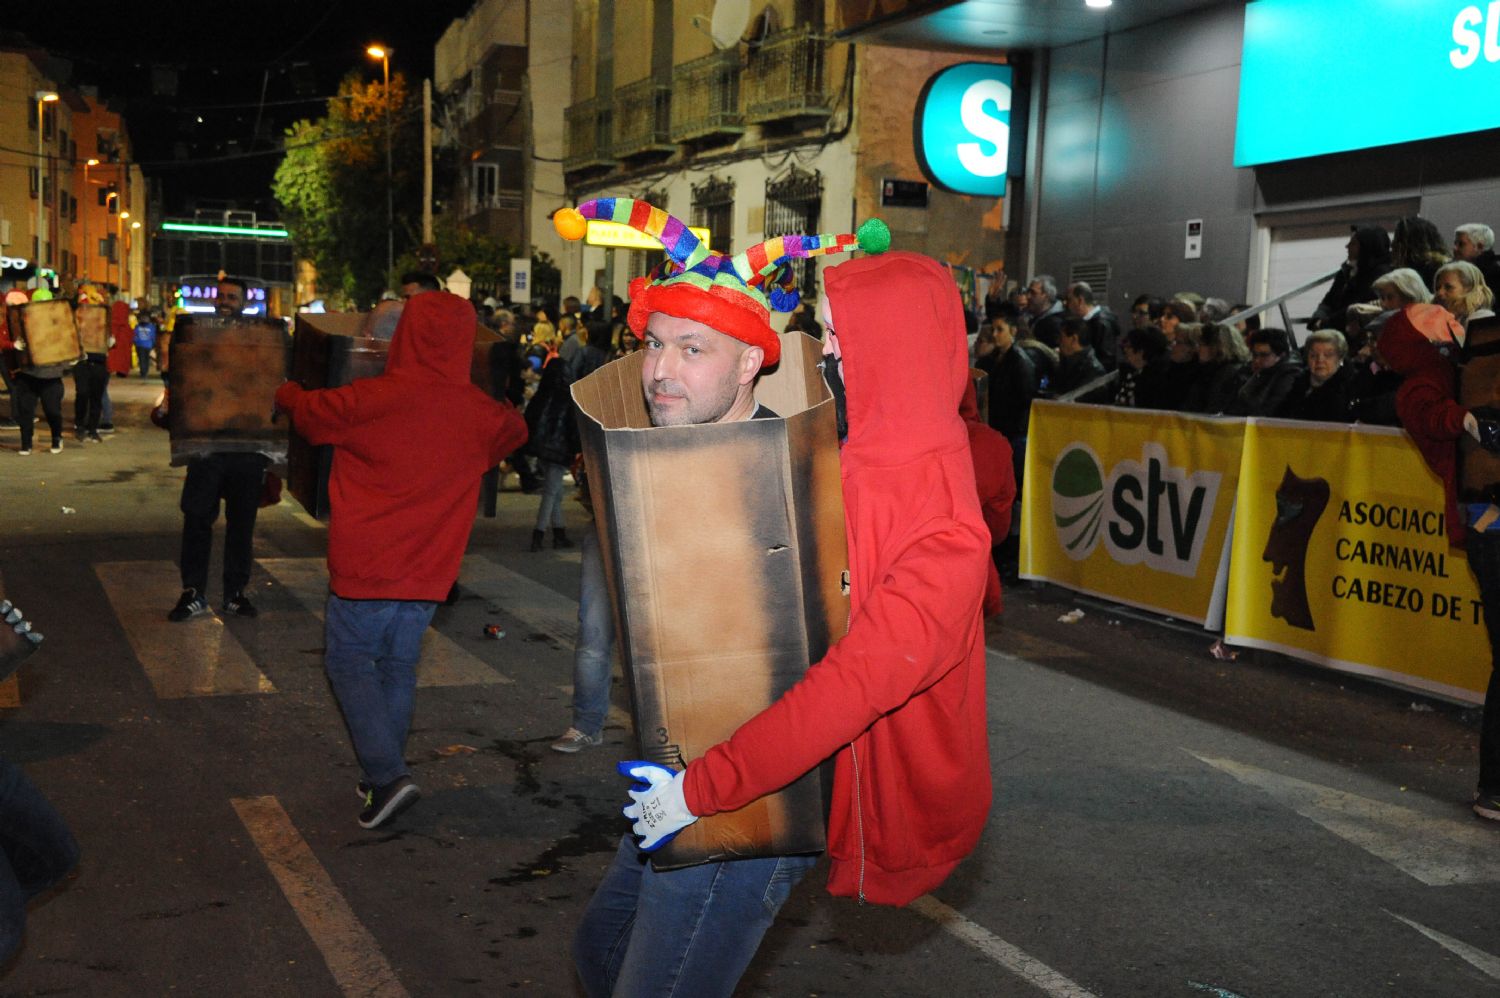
[1021,401,1246,626]
[1225,418,1489,703]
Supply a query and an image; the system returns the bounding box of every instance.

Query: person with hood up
[1378,302,1500,822]
[275,292,527,829]
[1309,226,1393,331]
[611,250,992,987]
[960,378,1015,617]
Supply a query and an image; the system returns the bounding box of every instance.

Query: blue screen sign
[1236,0,1500,166]
[914,62,1013,197]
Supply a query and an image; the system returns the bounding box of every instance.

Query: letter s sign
[914,63,1013,197]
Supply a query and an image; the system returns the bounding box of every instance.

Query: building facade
[70,90,148,300]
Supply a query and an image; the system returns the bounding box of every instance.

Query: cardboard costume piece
[286,311,505,519]
[168,314,290,468]
[1462,316,1500,500]
[7,299,82,369]
[573,331,848,870]
[76,304,109,355]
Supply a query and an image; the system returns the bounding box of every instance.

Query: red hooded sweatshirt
[275,292,527,599]
[683,251,993,906]
[961,380,1015,617]
[107,301,134,375]
[1380,303,1468,545]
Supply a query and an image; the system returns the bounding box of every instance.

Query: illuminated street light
[35,91,58,286]
[366,43,394,288]
[83,158,100,281]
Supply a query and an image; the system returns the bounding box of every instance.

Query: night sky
[3,0,476,215]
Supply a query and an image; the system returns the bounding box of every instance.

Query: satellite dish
[709,0,751,49]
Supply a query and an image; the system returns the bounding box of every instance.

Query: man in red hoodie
[275,292,527,828]
[600,251,992,994]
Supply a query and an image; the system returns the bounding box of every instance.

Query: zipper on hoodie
[851,738,866,905]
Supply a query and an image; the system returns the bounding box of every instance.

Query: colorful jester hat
[553,197,890,366]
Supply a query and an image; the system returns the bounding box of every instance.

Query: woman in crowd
[1130,295,1165,331]
[1113,326,1171,409]
[1163,321,1203,410]
[1231,328,1300,416]
[1182,321,1250,414]
[1434,260,1496,340]
[1373,267,1433,311]
[1391,216,1451,289]
[1157,300,1195,343]
[524,358,580,552]
[1310,226,1393,331]
[1280,330,1355,421]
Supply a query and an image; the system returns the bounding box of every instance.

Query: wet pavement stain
[489,811,619,886]
[486,736,549,797]
[136,900,229,921]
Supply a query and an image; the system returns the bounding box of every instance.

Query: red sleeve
[488,401,529,465]
[277,380,364,446]
[1396,378,1468,442]
[682,519,989,817]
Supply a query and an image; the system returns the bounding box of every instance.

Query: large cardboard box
[76,304,109,354]
[572,331,848,869]
[286,311,508,518]
[1461,316,1500,497]
[168,315,289,468]
[7,299,81,369]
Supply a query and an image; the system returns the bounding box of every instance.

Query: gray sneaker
[550,727,603,753]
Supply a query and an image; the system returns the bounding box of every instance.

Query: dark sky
[3,0,477,215]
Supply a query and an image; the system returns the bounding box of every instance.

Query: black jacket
[1181,361,1248,415]
[978,344,1036,439]
[1054,347,1106,395]
[1311,226,1393,330]
[524,361,580,466]
[1346,364,1402,425]
[1084,308,1122,369]
[1230,358,1301,416]
[1114,356,1172,410]
[1278,364,1356,422]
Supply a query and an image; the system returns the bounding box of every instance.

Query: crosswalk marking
[258,558,510,688]
[1188,752,1500,885]
[458,554,630,728]
[95,561,276,698]
[909,895,1100,998]
[231,796,410,998]
[1386,909,1500,981]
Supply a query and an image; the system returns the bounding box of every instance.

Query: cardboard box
[168,315,289,468]
[572,331,848,869]
[1461,316,1500,497]
[7,299,81,369]
[76,304,109,354]
[286,311,509,518]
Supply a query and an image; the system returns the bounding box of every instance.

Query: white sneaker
[48,441,62,454]
[550,727,604,753]
[17,448,32,456]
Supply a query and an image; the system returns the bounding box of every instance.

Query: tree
[272,71,423,307]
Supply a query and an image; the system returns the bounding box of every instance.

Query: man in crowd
[1454,223,1500,293]
[1232,328,1300,416]
[588,242,992,997]
[1056,315,1108,394]
[399,271,441,299]
[1027,274,1066,347]
[169,277,270,622]
[275,291,527,828]
[1066,281,1121,369]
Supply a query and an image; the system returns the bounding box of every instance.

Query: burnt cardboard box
[8,299,81,369]
[76,304,109,355]
[572,331,849,870]
[1461,316,1500,497]
[286,312,508,518]
[168,315,290,469]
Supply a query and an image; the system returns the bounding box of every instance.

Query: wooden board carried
[7,299,81,369]
[77,304,109,354]
[168,315,289,467]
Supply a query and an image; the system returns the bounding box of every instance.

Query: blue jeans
[0,759,79,964]
[571,525,614,737]
[324,595,437,788]
[573,835,818,998]
[534,461,568,531]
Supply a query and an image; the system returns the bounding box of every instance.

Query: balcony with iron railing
[564,96,614,174]
[670,50,745,144]
[459,91,525,150]
[745,27,835,124]
[611,78,674,161]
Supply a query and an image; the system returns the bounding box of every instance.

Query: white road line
[1386,909,1500,981]
[95,561,276,698]
[459,554,630,728]
[1188,752,1500,885]
[287,505,327,531]
[258,558,511,687]
[908,895,1100,998]
[231,795,410,998]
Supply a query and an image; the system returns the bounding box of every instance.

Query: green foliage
[272,71,424,307]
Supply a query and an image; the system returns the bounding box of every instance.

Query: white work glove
[12,338,24,350]
[107,335,116,348]
[618,761,698,852]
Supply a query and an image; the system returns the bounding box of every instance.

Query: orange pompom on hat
[553,197,889,366]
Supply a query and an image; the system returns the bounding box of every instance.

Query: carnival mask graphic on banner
[1262,467,1330,632]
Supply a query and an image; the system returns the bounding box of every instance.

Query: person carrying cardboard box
[556,199,993,997]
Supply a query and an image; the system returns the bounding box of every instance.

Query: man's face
[1065,293,1089,318]
[216,282,244,316]
[640,313,758,426]
[1251,342,1280,372]
[993,319,1014,351]
[400,282,428,300]
[1455,232,1481,261]
[1131,302,1153,330]
[1058,331,1080,356]
[1026,282,1049,314]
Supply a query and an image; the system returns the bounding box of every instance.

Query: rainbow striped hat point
[553,197,889,365]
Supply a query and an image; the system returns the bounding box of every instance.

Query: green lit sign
[161,222,290,239]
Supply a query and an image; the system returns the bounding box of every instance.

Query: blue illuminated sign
[914,63,1013,197]
[1236,0,1500,166]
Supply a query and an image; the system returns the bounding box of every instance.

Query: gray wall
[1031,0,1500,311]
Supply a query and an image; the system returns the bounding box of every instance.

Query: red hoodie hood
[1380,303,1461,378]
[959,379,981,424]
[825,251,970,467]
[384,291,476,383]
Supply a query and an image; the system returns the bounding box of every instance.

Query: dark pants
[1465,531,1500,793]
[12,374,63,451]
[71,361,108,435]
[0,759,79,964]
[135,344,152,378]
[179,453,269,597]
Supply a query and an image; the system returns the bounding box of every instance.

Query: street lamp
[366,44,394,290]
[128,220,141,298]
[117,210,129,291]
[82,158,99,281]
[35,91,58,284]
